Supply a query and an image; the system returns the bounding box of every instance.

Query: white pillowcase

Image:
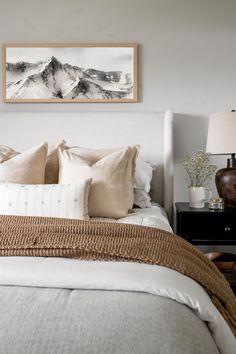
[134,158,153,192]
[134,189,152,208]
[133,158,153,208]
[0,181,91,220]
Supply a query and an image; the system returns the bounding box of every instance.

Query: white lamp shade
[206,112,236,155]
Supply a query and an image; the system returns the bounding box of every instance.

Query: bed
[0,110,235,354]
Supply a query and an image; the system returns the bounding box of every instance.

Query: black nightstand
[176,202,236,294]
[175,202,236,245]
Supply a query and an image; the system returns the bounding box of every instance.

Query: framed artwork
[2,43,138,103]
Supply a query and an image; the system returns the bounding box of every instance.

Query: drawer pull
[224,226,231,232]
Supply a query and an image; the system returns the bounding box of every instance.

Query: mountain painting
[3,44,138,102]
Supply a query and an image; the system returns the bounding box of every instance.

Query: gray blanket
[0,286,219,354]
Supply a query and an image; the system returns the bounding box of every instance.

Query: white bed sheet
[91,203,172,233]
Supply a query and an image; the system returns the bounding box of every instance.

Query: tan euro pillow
[67,145,154,208]
[0,143,48,184]
[68,145,139,181]
[45,140,68,184]
[0,141,67,184]
[0,145,19,163]
[58,146,138,218]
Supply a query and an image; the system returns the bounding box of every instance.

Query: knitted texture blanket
[0,214,235,336]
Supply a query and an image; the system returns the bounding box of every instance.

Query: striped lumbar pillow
[0,181,91,220]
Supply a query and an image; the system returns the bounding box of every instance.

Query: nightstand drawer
[179,213,236,241]
[176,203,236,245]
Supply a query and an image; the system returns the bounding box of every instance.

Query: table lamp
[206,111,236,207]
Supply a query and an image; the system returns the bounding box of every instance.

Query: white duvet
[0,205,235,353]
[92,204,173,232]
[0,257,235,354]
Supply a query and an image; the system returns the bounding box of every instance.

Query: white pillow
[134,158,153,192]
[133,158,153,208]
[0,181,91,220]
[134,189,152,209]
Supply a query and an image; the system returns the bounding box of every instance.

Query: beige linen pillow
[0,143,48,184]
[0,145,19,163]
[68,146,153,208]
[43,143,138,187]
[0,181,91,220]
[58,146,138,218]
[68,146,138,181]
[45,140,68,184]
[0,141,67,184]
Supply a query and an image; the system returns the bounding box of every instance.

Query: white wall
[0,0,236,203]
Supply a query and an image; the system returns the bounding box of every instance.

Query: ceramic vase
[188,186,212,208]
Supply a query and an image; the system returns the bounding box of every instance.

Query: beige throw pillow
[0,141,67,185]
[68,146,138,181]
[45,140,68,184]
[67,145,153,208]
[0,143,48,184]
[58,146,138,218]
[0,145,19,163]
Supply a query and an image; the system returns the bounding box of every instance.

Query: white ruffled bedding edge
[0,257,235,354]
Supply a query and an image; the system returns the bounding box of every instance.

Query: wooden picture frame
[2,43,138,103]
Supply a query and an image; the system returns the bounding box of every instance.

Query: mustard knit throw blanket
[0,214,235,335]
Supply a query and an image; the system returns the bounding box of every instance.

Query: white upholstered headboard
[0,110,173,221]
